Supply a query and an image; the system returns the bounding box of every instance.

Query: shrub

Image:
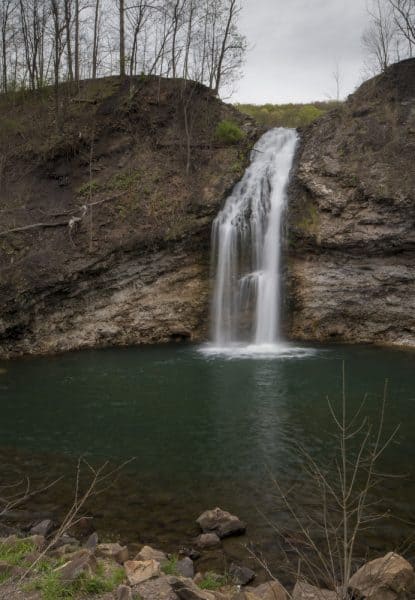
[215,120,245,145]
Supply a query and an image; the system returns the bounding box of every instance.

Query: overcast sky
[233,0,370,104]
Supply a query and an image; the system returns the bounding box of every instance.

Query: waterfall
[210,127,298,351]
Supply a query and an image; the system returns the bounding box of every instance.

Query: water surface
[0,343,414,574]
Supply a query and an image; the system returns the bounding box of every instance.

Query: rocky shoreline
[1,507,414,600]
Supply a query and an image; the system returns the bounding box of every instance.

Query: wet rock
[196,508,246,538]
[349,552,415,600]
[55,549,98,582]
[169,575,216,600]
[84,532,99,550]
[124,559,161,585]
[30,519,53,537]
[117,584,133,600]
[229,563,255,586]
[97,542,129,564]
[292,581,336,600]
[176,557,194,578]
[195,533,221,549]
[135,545,167,563]
[179,547,201,561]
[136,575,179,599]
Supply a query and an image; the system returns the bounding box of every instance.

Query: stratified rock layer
[286,58,415,347]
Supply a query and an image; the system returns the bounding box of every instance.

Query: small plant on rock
[215,120,245,145]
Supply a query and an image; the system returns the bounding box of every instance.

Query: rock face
[286,58,415,347]
[0,76,257,358]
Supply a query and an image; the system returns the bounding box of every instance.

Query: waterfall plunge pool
[0,342,414,575]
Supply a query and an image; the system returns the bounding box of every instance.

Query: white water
[208,127,300,356]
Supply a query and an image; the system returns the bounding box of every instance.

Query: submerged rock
[349,552,415,600]
[195,533,221,549]
[196,507,246,538]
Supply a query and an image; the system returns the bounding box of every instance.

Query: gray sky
[233,0,369,104]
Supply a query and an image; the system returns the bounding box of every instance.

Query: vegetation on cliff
[0,76,258,357]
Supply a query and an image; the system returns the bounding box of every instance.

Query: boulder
[30,519,54,537]
[195,533,221,549]
[196,508,246,538]
[84,532,99,550]
[97,542,129,564]
[229,563,255,586]
[124,559,161,585]
[292,581,336,600]
[135,545,167,564]
[349,552,415,600]
[176,557,194,578]
[54,549,98,582]
[242,580,287,600]
[169,575,216,600]
[136,575,179,599]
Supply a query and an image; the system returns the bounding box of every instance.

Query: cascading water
[210,127,298,353]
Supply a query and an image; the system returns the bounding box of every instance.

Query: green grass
[77,180,100,198]
[198,571,227,590]
[0,538,36,566]
[161,554,178,575]
[235,101,341,129]
[26,559,125,600]
[215,120,245,145]
[108,170,141,192]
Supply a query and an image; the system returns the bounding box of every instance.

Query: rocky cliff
[286,58,415,347]
[0,77,256,358]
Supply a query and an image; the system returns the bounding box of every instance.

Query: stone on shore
[135,545,168,564]
[349,552,415,600]
[176,557,194,578]
[54,549,98,582]
[96,542,129,564]
[292,581,336,600]
[30,519,54,537]
[243,580,287,600]
[124,558,161,585]
[229,563,255,586]
[196,508,246,538]
[136,575,179,599]
[169,575,216,600]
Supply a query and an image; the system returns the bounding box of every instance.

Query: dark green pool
[0,342,414,571]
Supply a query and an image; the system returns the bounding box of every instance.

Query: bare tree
[363,0,397,73]
[388,0,415,51]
